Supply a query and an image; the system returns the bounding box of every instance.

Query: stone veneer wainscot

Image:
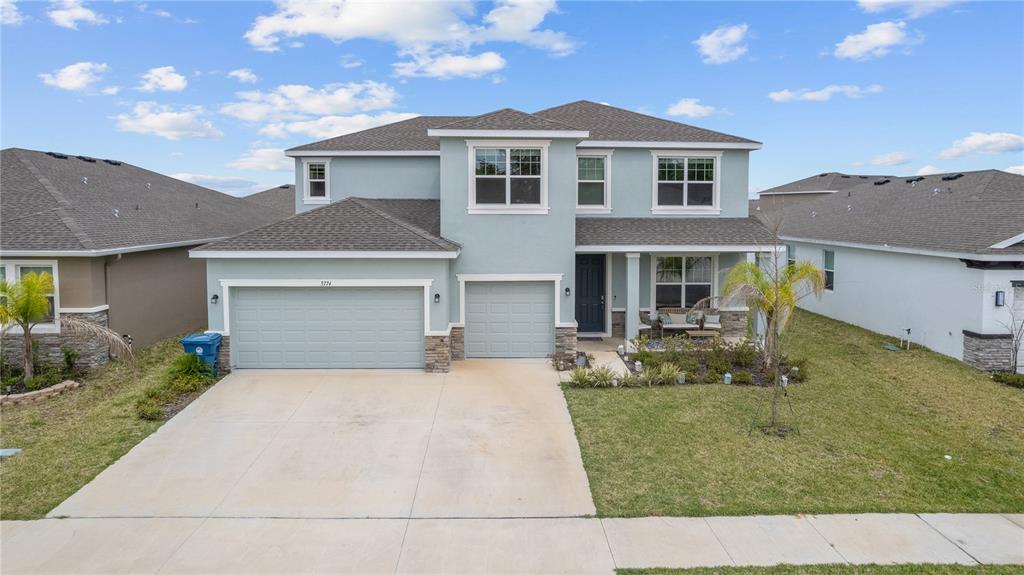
[0,309,111,369]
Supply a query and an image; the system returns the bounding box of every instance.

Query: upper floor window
[577,150,612,212]
[651,151,720,213]
[303,160,329,204]
[468,141,549,214]
[823,249,835,291]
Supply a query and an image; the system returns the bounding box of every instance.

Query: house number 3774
[320,280,332,287]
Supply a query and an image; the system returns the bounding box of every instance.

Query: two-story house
[191,101,776,372]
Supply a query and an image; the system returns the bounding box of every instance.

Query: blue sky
[2,0,1022,196]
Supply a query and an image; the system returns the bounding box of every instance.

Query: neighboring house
[752,170,1024,373]
[192,101,776,373]
[755,172,888,208]
[244,185,296,220]
[0,148,284,368]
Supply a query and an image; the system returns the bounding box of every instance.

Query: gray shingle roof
[576,217,775,247]
[1,148,283,252]
[759,172,890,195]
[433,108,581,131]
[196,197,459,253]
[752,169,1024,257]
[536,100,759,144]
[287,116,465,152]
[244,185,295,220]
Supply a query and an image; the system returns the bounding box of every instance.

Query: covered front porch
[574,216,782,343]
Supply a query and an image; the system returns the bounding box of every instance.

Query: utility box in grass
[180,332,223,375]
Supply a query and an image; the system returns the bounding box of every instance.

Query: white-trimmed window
[468,141,549,213]
[654,256,714,309]
[651,151,720,213]
[823,250,835,291]
[577,150,612,211]
[303,159,329,204]
[0,261,60,331]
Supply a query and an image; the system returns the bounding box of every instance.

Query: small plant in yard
[590,366,617,388]
[732,371,754,385]
[993,372,1024,389]
[566,367,594,388]
[656,363,681,386]
[135,354,216,420]
[617,372,641,387]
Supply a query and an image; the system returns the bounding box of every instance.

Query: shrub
[136,395,164,420]
[168,353,214,379]
[731,341,759,369]
[639,367,660,387]
[732,371,754,385]
[708,356,731,375]
[702,370,721,385]
[618,372,642,387]
[566,367,594,388]
[631,350,655,367]
[656,363,681,386]
[993,372,1024,389]
[25,365,63,391]
[590,366,617,388]
[61,346,80,374]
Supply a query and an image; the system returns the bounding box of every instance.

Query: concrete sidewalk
[2,513,1021,573]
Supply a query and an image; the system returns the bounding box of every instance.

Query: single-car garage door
[231,287,424,368]
[465,282,554,358]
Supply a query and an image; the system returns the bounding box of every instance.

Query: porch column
[625,252,641,342]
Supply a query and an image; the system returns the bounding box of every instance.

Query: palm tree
[723,256,825,430]
[0,271,56,381]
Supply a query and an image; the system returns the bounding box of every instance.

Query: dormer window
[303,159,329,204]
[468,140,549,214]
[651,151,721,214]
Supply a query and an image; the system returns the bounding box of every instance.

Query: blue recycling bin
[180,332,223,375]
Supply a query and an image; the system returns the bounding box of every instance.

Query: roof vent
[112,208,120,218]
[905,176,925,184]
[278,184,290,188]
[811,211,817,218]
[76,155,96,163]
[145,182,151,189]
[873,179,890,186]
[941,173,963,181]
[858,176,868,179]
[840,175,851,179]
[81,176,88,184]
[103,159,122,166]
[847,205,853,212]
[46,152,68,159]
[195,202,200,209]
[818,173,829,177]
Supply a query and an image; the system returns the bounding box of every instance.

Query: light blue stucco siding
[294,156,441,213]
[204,258,451,333]
[439,137,578,325]
[576,148,750,218]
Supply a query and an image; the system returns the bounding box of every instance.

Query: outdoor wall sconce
[564,287,571,296]
[210,294,219,305]
[434,293,441,303]
[995,290,1005,307]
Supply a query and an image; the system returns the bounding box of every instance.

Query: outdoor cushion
[668,313,688,325]
[705,314,720,325]
[659,313,672,324]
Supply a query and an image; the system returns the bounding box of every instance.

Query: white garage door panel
[465,282,554,358]
[231,287,423,368]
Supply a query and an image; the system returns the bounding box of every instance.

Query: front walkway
[2,513,1021,573]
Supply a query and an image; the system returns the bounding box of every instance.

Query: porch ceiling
[575,217,778,252]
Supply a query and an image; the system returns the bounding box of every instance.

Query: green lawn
[565,310,1024,517]
[1,338,187,519]
[619,566,1022,575]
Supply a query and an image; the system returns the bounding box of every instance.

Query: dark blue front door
[575,254,605,333]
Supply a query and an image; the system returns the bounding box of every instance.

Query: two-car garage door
[231,287,424,368]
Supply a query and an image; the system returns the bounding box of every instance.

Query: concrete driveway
[49,359,596,519]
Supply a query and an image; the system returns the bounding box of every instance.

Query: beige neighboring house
[0,148,282,368]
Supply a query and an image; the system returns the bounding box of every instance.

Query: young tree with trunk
[722,234,825,431]
[0,271,55,381]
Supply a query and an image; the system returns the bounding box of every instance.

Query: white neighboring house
[752,170,1024,373]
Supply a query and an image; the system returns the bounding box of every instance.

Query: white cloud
[694,24,749,64]
[768,84,884,102]
[100,85,120,95]
[870,151,911,166]
[338,54,363,68]
[220,80,397,123]
[394,51,505,79]
[1005,165,1024,176]
[227,68,259,84]
[171,173,261,196]
[938,132,1024,160]
[137,3,171,18]
[227,146,293,172]
[857,0,960,19]
[39,61,109,91]
[47,0,107,29]
[666,98,716,118]
[915,165,943,175]
[2,0,24,25]
[137,66,188,92]
[477,0,576,56]
[259,111,418,139]
[114,102,223,140]
[835,21,921,60]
